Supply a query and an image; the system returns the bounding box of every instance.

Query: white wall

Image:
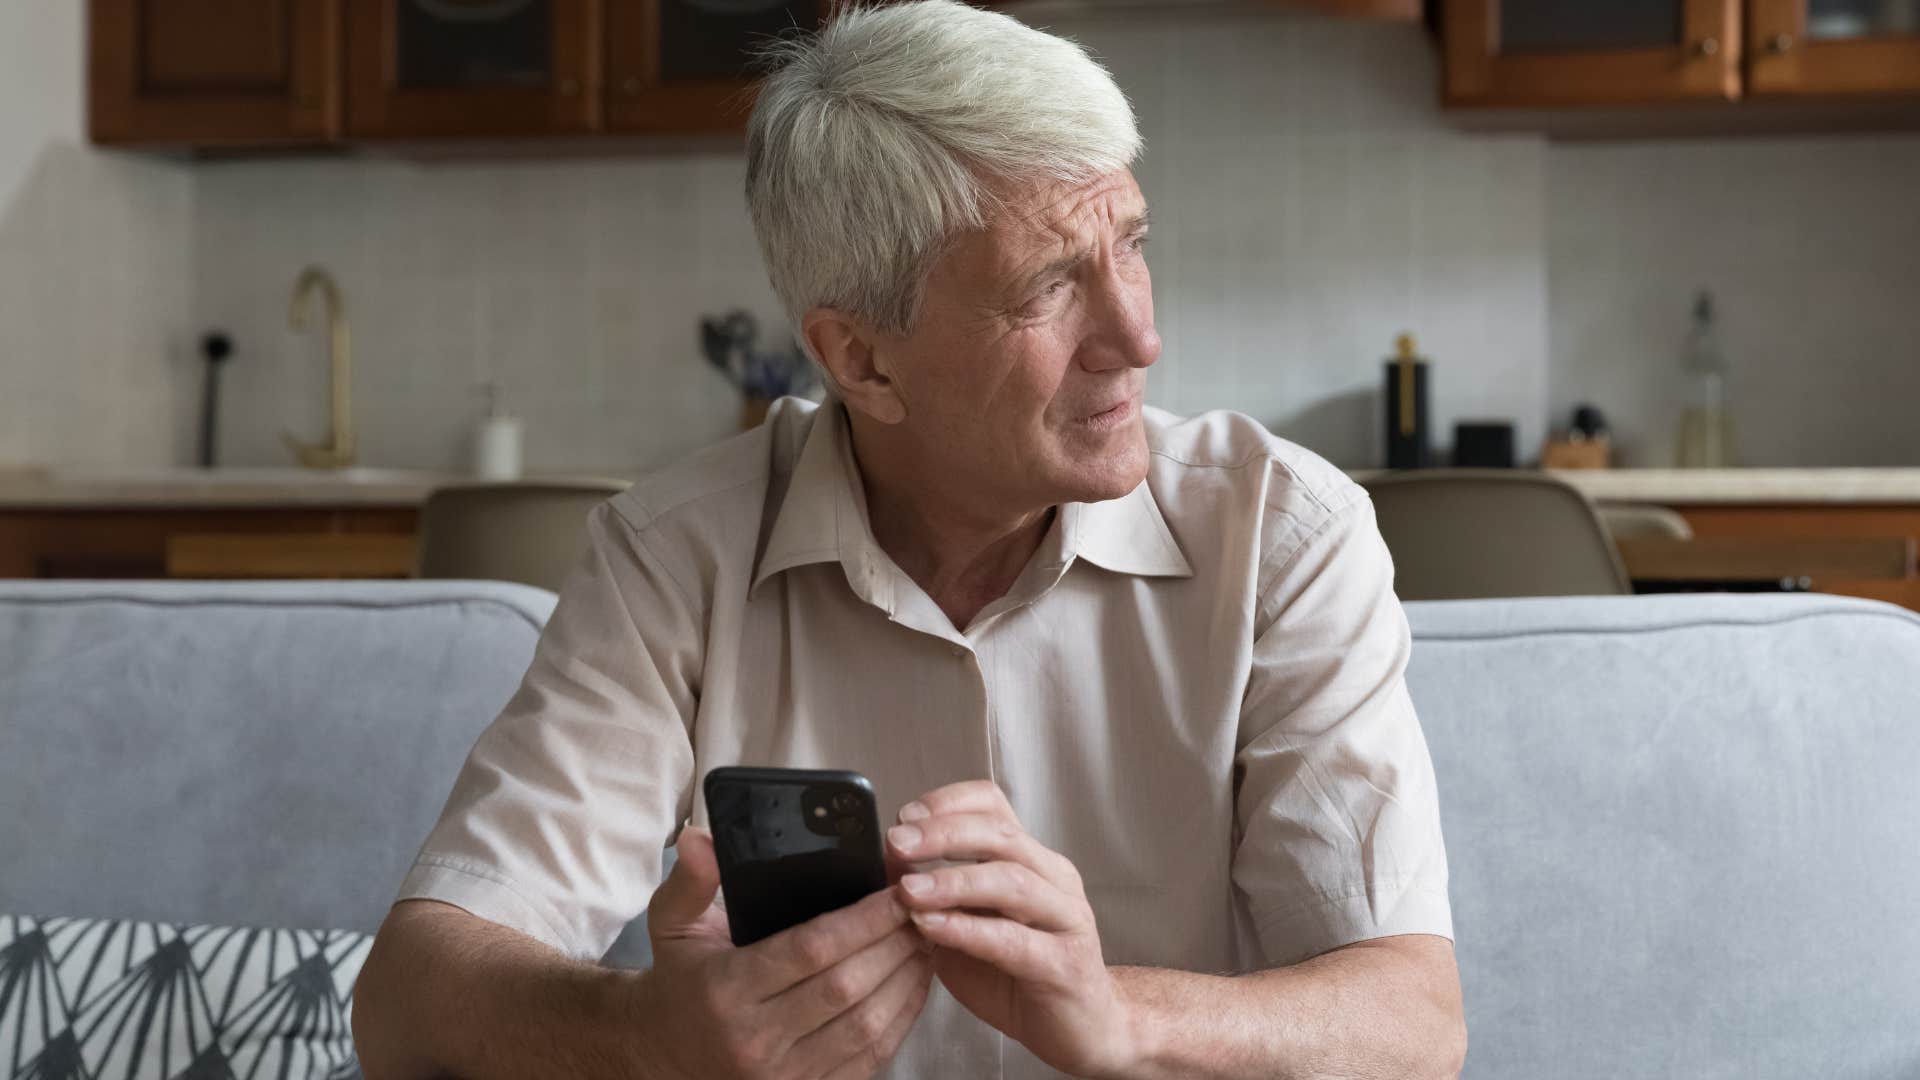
[192,9,1550,473]
[1075,11,1550,468]
[0,1,196,468]
[1548,135,1920,467]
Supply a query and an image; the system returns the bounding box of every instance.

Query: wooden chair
[415,479,631,592]
[1361,470,1631,601]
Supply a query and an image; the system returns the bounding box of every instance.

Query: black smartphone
[703,766,891,947]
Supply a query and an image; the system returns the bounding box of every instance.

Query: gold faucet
[282,266,355,469]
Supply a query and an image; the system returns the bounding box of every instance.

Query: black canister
[1383,333,1431,469]
[1453,421,1516,468]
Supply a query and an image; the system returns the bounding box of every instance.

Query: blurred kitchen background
[3,0,1918,608]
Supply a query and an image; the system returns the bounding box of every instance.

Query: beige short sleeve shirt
[397,397,1452,1079]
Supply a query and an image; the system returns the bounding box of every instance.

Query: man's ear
[802,307,908,425]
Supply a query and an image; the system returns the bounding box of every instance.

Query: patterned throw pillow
[0,913,370,1080]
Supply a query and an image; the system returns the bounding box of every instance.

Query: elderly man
[353,3,1464,1077]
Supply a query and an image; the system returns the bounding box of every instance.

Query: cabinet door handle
[1767,33,1794,53]
[1693,37,1721,57]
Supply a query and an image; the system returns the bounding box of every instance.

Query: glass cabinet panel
[396,0,552,89]
[1806,0,1920,40]
[1498,0,1687,51]
[657,0,819,83]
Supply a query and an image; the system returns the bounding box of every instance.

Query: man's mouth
[1078,394,1137,431]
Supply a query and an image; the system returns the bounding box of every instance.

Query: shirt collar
[750,403,1194,602]
[1058,477,1194,579]
[751,401,891,607]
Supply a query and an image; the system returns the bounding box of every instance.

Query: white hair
[746,0,1141,342]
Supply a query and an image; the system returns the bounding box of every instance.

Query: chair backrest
[1596,502,1695,542]
[1362,470,1630,600]
[416,480,631,591]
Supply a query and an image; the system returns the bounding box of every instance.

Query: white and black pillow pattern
[0,913,369,1080]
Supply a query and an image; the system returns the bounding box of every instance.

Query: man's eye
[1026,280,1067,308]
[1126,232,1151,253]
[1018,280,1067,319]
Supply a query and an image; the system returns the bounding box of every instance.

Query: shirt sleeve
[394,499,701,961]
[1231,489,1453,969]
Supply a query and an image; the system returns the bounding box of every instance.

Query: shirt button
[949,644,966,657]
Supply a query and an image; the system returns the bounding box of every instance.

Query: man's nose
[1078,273,1160,374]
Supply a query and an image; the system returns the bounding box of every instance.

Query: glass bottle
[1675,291,1736,468]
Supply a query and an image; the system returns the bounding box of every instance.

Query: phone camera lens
[830,792,860,813]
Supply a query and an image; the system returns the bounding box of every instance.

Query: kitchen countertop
[6,465,1920,510]
[1345,468,1920,505]
[1539,468,1920,505]
[0,466,636,509]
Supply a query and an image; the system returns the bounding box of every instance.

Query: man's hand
[886,780,1134,1078]
[630,826,936,1080]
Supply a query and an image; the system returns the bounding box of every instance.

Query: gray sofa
[3,579,1918,1079]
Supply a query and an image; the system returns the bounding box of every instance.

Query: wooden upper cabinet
[89,0,342,145]
[1747,0,1920,97]
[88,0,1484,147]
[1298,0,1423,14]
[345,0,600,137]
[604,0,825,133]
[1444,0,1743,106]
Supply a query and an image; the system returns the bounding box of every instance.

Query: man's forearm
[1103,935,1466,1080]
[353,900,642,1080]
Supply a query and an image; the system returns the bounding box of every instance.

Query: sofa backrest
[0,580,554,936]
[1407,593,1920,1080]
[5,581,1917,1078]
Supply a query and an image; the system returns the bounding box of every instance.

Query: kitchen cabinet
[1747,0,1920,97]
[0,508,417,579]
[1670,504,1920,613]
[1307,0,1423,13]
[1444,0,1920,112]
[92,0,827,144]
[345,0,600,137]
[1444,0,1743,107]
[88,0,343,146]
[605,0,827,133]
[166,531,418,577]
[92,0,1433,147]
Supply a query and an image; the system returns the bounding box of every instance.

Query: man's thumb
[649,825,721,929]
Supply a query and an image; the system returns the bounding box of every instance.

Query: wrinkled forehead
[932,170,1146,293]
[989,169,1145,251]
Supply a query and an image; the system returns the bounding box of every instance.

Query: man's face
[872,169,1160,508]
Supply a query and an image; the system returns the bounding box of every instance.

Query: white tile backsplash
[192,150,769,473]
[0,149,194,468]
[1548,134,1920,467]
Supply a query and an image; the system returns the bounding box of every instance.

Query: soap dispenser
[472,381,523,481]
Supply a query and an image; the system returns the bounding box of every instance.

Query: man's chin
[1060,430,1150,504]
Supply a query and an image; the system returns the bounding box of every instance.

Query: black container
[1383,358,1431,469]
[1453,421,1516,468]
